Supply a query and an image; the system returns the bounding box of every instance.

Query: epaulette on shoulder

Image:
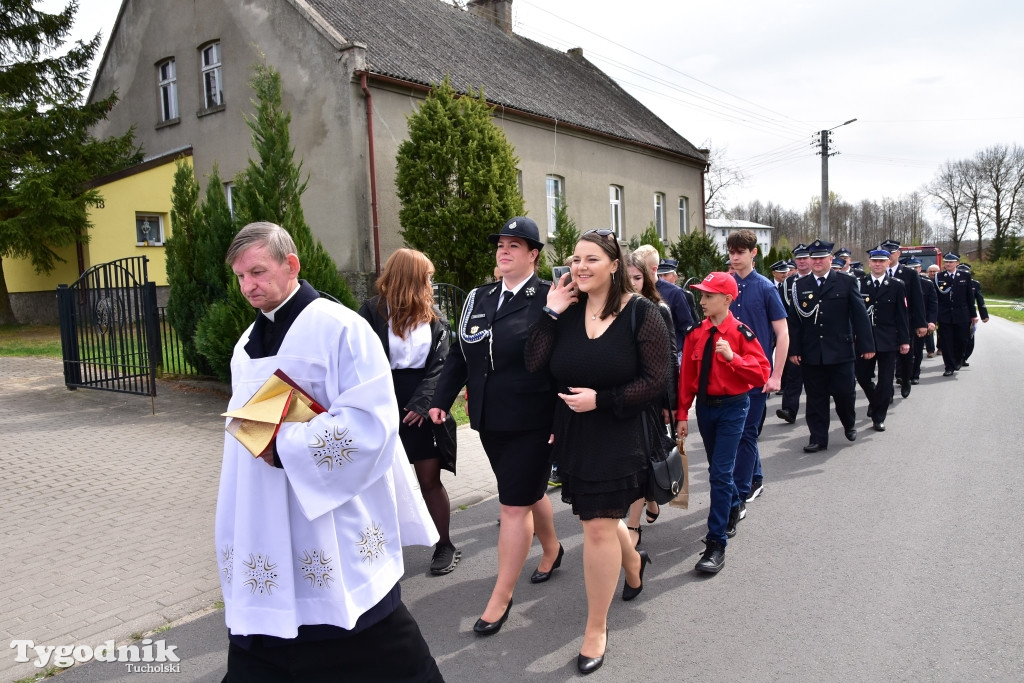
[685,322,701,335]
[736,323,756,341]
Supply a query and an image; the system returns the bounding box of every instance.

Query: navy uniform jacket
[788,271,875,364]
[971,279,989,320]
[431,273,556,432]
[655,278,693,352]
[936,270,977,325]
[858,275,910,352]
[891,263,926,330]
[919,273,939,325]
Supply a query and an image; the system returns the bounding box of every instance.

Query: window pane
[546,176,562,234]
[136,215,162,244]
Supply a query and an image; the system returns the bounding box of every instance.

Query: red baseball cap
[690,271,738,298]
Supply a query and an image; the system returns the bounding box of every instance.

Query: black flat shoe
[873,421,886,432]
[577,631,607,675]
[645,502,660,524]
[627,525,642,549]
[803,442,827,453]
[845,428,857,442]
[530,544,564,584]
[776,408,796,424]
[622,549,651,601]
[473,599,512,636]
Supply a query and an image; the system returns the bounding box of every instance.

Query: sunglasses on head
[583,229,616,238]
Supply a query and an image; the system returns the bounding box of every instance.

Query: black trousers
[780,358,803,415]
[911,335,927,379]
[801,361,857,446]
[224,603,444,682]
[938,322,970,371]
[856,352,897,422]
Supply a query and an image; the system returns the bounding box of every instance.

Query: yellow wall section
[5,155,187,292]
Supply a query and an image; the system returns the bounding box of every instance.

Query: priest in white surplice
[217,222,444,681]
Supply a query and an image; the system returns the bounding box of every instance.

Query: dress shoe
[622,550,651,601]
[910,378,920,385]
[943,369,954,377]
[577,631,607,675]
[530,544,564,583]
[962,361,970,367]
[873,421,886,432]
[901,383,911,398]
[803,442,827,453]
[845,428,857,442]
[473,600,512,636]
[776,408,796,424]
[695,539,725,574]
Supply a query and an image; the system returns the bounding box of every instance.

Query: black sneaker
[430,542,461,575]
[746,477,764,502]
[695,539,725,573]
[725,502,745,538]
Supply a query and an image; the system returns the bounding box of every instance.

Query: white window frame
[157,59,178,122]
[201,42,223,108]
[678,196,689,236]
[654,192,665,239]
[545,175,564,236]
[135,214,165,246]
[609,185,623,237]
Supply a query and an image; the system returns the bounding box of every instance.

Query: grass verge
[0,324,62,357]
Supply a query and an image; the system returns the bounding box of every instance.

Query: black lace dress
[526,296,672,519]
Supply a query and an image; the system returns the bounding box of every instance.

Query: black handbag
[641,407,685,505]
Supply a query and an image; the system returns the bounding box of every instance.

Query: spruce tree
[165,160,209,374]
[669,229,723,282]
[232,62,355,308]
[628,223,666,258]
[0,0,140,324]
[396,77,524,290]
[549,196,580,267]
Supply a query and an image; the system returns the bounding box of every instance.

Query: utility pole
[817,118,857,240]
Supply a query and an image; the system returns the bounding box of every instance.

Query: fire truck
[900,245,942,269]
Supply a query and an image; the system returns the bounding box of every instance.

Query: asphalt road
[53,317,1024,682]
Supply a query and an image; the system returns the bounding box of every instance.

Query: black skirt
[392,368,456,473]
[479,428,553,506]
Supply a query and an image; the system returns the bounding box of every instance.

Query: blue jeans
[733,390,767,501]
[695,395,750,545]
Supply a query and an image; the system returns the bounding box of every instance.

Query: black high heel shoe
[577,630,607,675]
[645,502,660,524]
[622,549,651,601]
[530,544,564,583]
[473,599,512,636]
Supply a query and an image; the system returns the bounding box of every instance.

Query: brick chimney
[467,0,513,35]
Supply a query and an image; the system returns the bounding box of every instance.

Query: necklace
[586,304,601,320]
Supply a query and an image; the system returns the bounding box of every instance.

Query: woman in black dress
[359,248,460,575]
[430,217,562,636]
[623,251,677,548]
[527,230,671,674]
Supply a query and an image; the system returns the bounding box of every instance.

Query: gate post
[143,281,160,392]
[56,285,82,388]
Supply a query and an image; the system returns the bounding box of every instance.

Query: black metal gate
[57,256,161,402]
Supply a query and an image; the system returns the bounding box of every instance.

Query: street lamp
[819,118,857,241]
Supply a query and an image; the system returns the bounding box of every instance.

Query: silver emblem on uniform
[470,326,479,334]
[525,287,536,297]
[808,294,814,300]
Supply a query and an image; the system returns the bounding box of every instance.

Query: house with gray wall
[88,0,708,292]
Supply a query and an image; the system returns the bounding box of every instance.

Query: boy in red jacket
[676,272,770,574]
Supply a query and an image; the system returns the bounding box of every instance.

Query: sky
[52,0,1024,221]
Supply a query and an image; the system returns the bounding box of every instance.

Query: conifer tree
[669,228,723,282]
[396,77,524,290]
[0,0,140,324]
[232,62,355,308]
[165,160,235,375]
[549,196,580,267]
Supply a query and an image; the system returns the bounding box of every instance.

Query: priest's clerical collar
[262,282,301,322]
